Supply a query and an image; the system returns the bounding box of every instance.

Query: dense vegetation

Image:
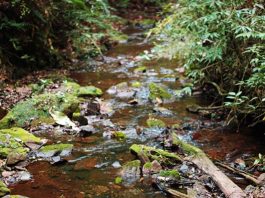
[0,0,121,78]
[151,0,265,126]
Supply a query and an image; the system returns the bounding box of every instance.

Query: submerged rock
[79,125,96,137]
[148,83,172,100]
[77,86,103,97]
[146,118,166,128]
[37,143,73,158]
[121,160,141,185]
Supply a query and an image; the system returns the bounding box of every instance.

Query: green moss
[0,80,102,129]
[111,33,129,42]
[171,133,204,156]
[147,118,166,128]
[143,162,152,169]
[131,81,142,88]
[0,128,38,158]
[63,81,81,94]
[130,144,182,164]
[112,131,126,140]
[134,66,147,73]
[138,19,155,26]
[0,128,41,143]
[149,83,171,100]
[78,86,103,97]
[172,124,180,129]
[31,117,55,127]
[39,144,73,153]
[114,176,123,184]
[123,160,141,168]
[159,170,180,179]
[0,180,10,196]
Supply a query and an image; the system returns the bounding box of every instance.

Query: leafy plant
[150,0,265,126]
[0,0,121,77]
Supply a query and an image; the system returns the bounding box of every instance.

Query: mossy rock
[37,143,73,158]
[131,81,142,88]
[77,86,103,97]
[123,160,141,168]
[0,128,41,143]
[31,117,55,127]
[159,170,180,179]
[112,131,126,140]
[39,143,73,153]
[0,128,39,158]
[0,134,28,158]
[0,180,10,196]
[130,144,181,164]
[0,80,102,129]
[143,162,152,169]
[114,176,123,184]
[149,83,171,100]
[146,118,166,128]
[134,66,147,73]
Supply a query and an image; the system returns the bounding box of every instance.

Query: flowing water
[10,22,265,198]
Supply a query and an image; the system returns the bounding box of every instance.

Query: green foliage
[151,0,265,125]
[0,0,121,77]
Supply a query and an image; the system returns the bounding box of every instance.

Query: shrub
[151,0,265,126]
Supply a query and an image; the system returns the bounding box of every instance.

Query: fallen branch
[216,161,260,185]
[165,188,192,198]
[171,133,246,198]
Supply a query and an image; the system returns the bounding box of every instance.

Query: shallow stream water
[10,23,265,198]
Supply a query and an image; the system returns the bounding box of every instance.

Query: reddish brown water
[11,24,265,198]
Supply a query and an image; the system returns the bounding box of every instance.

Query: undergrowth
[150,0,265,126]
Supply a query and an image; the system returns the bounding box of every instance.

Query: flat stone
[112,161,122,168]
[6,152,27,166]
[79,125,96,137]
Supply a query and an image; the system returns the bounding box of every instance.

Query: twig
[165,188,192,198]
[215,162,260,185]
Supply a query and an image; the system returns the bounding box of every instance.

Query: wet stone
[121,160,141,185]
[79,125,96,137]
[112,161,122,168]
[6,152,27,166]
[143,160,162,176]
[18,171,31,181]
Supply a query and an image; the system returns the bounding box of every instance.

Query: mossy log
[171,133,246,198]
[130,144,182,165]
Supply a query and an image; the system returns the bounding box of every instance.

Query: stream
[10,20,265,198]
